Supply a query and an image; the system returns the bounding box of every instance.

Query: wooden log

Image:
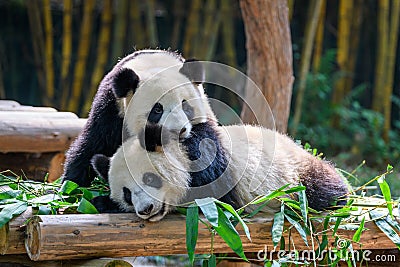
[0,208,32,255]
[0,254,135,267]
[24,213,400,261]
[0,117,86,153]
[0,152,65,182]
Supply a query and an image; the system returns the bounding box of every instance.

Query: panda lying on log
[62,50,210,186]
[91,123,349,220]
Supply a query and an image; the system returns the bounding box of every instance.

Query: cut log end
[25,216,42,261]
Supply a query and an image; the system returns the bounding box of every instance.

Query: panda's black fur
[62,50,200,187]
[182,121,240,208]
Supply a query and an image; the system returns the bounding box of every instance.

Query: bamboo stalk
[42,0,55,106]
[312,0,326,73]
[24,213,400,261]
[291,0,323,136]
[372,0,389,113]
[143,0,158,47]
[288,0,295,21]
[67,0,96,113]
[344,0,363,93]
[382,0,400,142]
[183,0,201,57]
[170,0,185,49]
[221,0,237,66]
[130,0,145,49]
[26,1,46,105]
[333,0,353,104]
[200,0,218,60]
[111,0,128,61]
[82,0,113,116]
[60,0,73,110]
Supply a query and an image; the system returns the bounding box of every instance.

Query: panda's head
[108,50,215,140]
[92,130,190,221]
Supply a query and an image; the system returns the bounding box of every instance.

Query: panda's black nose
[138,204,154,216]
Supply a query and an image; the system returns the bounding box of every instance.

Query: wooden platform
[0,100,86,182]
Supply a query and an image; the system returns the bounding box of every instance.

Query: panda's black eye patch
[123,187,133,206]
[148,103,163,123]
[142,172,163,188]
[182,99,194,121]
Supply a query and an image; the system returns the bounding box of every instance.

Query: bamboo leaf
[250,184,291,205]
[332,217,343,236]
[60,180,79,195]
[272,204,285,248]
[215,199,251,241]
[370,210,400,249]
[214,206,247,261]
[186,204,199,264]
[284,214,309,246]
[77,198,98,214]
[352,217,365,242]
[196,198,218,227]
[208,254,216,267]
[377,175,393,217]
[284,185,307,194]
[0,201,28,228]
[299,186,308,223]
[385,215,400,232]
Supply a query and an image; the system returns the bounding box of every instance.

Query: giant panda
[91,123,349,220]
[62,50,210,186]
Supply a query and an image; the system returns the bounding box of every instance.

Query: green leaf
[38,205,51,215]
[208,254,216,267]
[0,190,21,200]
[60,180,79,195]
[385,215,400,232]
[370,210,400,249]
[196,198,218,228]
[215,200,251,241]
[30,194,60,204]
[80,188,94,200]
[77,198,98,214]
[214,206,247,261]
[284,214,309,246]
[332,217,342,236]
[0,201,28,228]
[299,186,308,223]
[186,204,199,264]
[352,217,365,242]
[377,175,393,217]
[249,184,291,205]
[272,204,285,248]
[284,185,306,194]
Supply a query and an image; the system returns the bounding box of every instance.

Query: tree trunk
[240,0,294,133]
[43,0,55,106]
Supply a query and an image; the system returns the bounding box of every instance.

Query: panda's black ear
[91,154,110,182]
[179,59,205,85]
[112,68,140,98]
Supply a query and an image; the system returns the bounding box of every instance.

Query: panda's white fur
[105,124,348,220]
[108,135,190,221]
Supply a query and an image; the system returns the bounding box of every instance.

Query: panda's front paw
[91,195,125,213]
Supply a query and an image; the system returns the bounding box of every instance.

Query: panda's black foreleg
[91,195,125,213]
[62,89,123,187]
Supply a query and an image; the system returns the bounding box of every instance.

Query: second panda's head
[92,131,190,221]
[109,50,215,141]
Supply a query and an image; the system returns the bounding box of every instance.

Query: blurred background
[0,0,399,194]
